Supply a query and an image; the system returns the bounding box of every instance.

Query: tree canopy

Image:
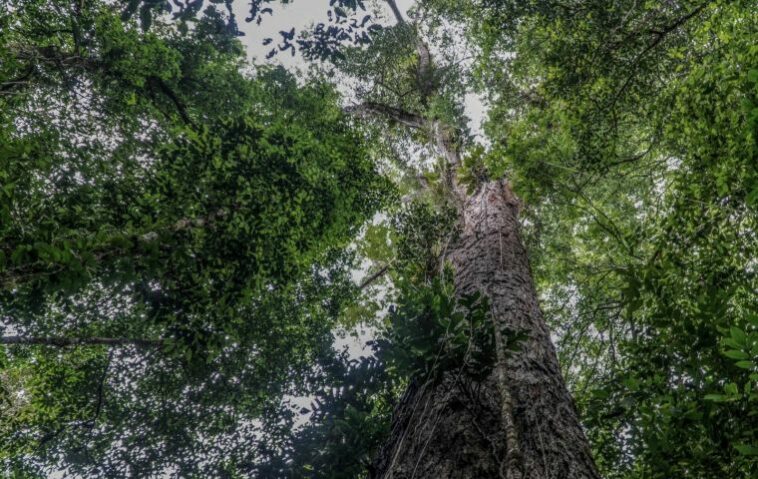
[1,0,756,478]
[1,1,388,475]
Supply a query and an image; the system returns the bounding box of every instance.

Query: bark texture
[370,180,600,479]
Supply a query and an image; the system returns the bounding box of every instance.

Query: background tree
[0,1,388,476]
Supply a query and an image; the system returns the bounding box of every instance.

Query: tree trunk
[370,179,600,479]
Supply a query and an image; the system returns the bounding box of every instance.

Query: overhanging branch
[359,264,390,290]
[0,336,163,348]
[385,0,406,25]
[614,2,709,103]
[345,102,426,129]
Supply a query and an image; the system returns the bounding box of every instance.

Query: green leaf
[730,327,747,345]
[735,361,754,370]
[724,383,739,395]
[591,389,610,399]
[723,338,744,350]
[723,349,749,360]
[734,443,758,456]
[704,394,727,402]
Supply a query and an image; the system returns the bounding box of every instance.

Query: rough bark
[370,180,600,479]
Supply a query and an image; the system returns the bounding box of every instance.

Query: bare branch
[89,349,114,429]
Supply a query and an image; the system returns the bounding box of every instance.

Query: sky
[235,0,416,65]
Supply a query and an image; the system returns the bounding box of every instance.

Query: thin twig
[360,264,390,289]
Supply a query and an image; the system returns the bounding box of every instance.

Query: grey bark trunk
[370,179,600,479]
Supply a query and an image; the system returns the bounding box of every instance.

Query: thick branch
[147,76,194,127]
[0,336,162,348]
[385,0,406,25]
[345,102,426,129]
[384,1,433,97]
[416,40,434,98]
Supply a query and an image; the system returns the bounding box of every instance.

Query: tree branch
[614,2,709,103]
[147,76,195,127]
[415,40,434,99]
[359,264,390,290]
[6,46,194,127]
[1,208,230,288]
[385,0,406,25]
[89,349,114,429]
[0,336,163,348]
[384,1,434,98]
[345,102,426,129]
[0,66,36,95]
[637,2,708,61]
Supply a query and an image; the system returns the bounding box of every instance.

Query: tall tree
[330,2,600,477]
[278,1,755,477]
[410,0,758,477]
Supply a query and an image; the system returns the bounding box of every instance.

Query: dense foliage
[1,0,756,478]
[0,1,387,476]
